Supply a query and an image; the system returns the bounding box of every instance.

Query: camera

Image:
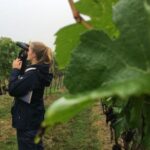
[16,42,29,75]
[16,42,29,60]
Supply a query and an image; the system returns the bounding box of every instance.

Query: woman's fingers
[12,58,22,69]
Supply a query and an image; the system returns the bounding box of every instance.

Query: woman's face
[27,47,36,61]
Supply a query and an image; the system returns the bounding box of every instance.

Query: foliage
[55,0,118,69]
[44,0,150,149]
[0,37,19,81]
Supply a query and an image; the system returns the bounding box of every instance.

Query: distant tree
[0,37,19,93]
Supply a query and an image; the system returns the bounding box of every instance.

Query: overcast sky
[0,0,75,48]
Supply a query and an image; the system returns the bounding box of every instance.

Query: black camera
[16,42,29,75]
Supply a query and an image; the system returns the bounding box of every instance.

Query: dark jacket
[8,63,53,130]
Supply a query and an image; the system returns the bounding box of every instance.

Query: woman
[8,42,53,150]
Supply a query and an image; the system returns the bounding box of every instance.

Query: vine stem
[68,0,93,29]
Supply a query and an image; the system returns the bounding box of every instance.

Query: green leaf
[125,97,143,129]
[44,1,150,146]
[65,0,150,94]
[75,0,118,36]
[55,0,118,69]
[42,95,94,127]
[0,37,18,80]
[54,24,86,69]
[113,117,125,139]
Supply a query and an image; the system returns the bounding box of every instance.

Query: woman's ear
[32,52,37,59]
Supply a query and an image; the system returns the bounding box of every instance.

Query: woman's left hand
[12,58,22,69]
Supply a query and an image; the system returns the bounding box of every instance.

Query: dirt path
[44,97,114,150]
[91,102,115,150]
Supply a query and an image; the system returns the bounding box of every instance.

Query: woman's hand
[12,58,22,69]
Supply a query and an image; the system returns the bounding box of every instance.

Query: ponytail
[29,42,53,64]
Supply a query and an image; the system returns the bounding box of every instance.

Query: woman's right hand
[12,58,22,69]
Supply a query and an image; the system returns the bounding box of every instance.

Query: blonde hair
[29,41,53,64]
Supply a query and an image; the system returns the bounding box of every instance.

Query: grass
[0,94,17,150]
[65,109,100,150]
[43,103,101,150]
[0,136,17,150]
[0,95,12,119]
[0,91,101,150]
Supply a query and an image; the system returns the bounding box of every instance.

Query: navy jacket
[8,63,53,130]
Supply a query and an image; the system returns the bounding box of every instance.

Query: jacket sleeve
[8,68,37,97]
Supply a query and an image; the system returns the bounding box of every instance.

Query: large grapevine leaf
[54,24,86,69]
[44,0,150,130]
[43,1,150,148]
[75,0,118,36]
[55,0,118,69]
[64,0,150,94]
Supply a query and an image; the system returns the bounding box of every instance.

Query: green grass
[0,92,101,150]
[44,108,101,150]
[66,109,100,150]
[0,136,17,150]
[0,94,12,119]
[0,94,17,150]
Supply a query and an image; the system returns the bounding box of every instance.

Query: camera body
[16,42,29,75]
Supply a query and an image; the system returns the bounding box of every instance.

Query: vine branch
[68,0,93,29]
